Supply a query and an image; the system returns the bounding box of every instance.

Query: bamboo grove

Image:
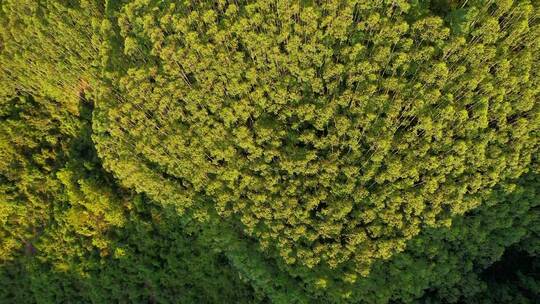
[0,0,539,303]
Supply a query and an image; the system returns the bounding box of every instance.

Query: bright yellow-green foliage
[0,0,104,114]
[92,0,540,278]
[0,0,539,303]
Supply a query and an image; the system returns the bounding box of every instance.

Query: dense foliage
[0,0,539,303]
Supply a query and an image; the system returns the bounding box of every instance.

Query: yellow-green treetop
[92,0,539,282]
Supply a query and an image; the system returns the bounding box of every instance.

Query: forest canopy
[0,0,539,303]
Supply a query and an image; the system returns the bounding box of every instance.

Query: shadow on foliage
[0,198,260,304]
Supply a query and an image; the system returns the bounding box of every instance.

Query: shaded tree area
[0,198,259,304]
[475,247,540,303]
[0,93,257,303]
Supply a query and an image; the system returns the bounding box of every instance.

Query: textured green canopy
[0,0,538,303]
